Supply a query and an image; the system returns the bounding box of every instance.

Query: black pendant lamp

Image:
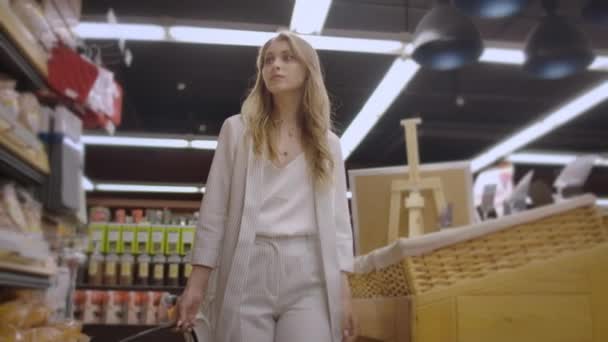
[582,0,608,25]
[523,0,595,79]
[453,0,530,18]
[411,0,483,70]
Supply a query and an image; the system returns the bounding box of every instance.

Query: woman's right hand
[176,265,212,332]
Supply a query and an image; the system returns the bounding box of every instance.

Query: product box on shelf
[106,291,130,325]
[127,291,148,325]
[135,225,151,254]
[164,226,181,255]
[75,290,167,326]
[82,290,108,324]
[180,226,195,256]
[149,226,165,255]
[105,224,121,254]
[146,291,163,325]
[120,224,136,254]
[87,223,106,253]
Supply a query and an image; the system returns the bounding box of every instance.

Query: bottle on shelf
[104,252,119,285]
[87,247,105,286]
[136,253,151,286]
[119,252,134,286]
[181,252,192,287]
[151,254,166,286]
[167,254,181,287]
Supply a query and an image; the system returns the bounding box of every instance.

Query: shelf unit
[0,257,56,289]
[0,3,48,89]
[0,2,112,131]
[0,4,57,291]
[0,270,50,288]
[87,197,201,210]
[0,106,50,180]
[76,284,184,294]
[0,136,47,184]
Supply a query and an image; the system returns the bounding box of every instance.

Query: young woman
[176,31,356,342]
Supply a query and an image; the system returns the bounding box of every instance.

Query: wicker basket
[350,204,608,298]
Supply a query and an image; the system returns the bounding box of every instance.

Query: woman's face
[262,39,307,95]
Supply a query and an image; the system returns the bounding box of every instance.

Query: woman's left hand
[341,273,357,342]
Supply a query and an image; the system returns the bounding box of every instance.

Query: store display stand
[387,119,447,240]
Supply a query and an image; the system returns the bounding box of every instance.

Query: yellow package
[0,300,49,329]
[21,326,62,342]
[0,323,24,342]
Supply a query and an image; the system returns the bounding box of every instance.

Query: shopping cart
[117,322,199,342]
[114,294,209,342]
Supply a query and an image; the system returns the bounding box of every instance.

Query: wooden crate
[350,196,606,298]
[353,297,410,342]
[349,196,608,342]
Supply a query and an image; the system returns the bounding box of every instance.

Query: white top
[257,153,317,236]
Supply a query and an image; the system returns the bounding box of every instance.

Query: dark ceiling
[82,0,608,201]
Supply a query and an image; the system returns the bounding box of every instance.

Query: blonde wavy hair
[241,31,334,187]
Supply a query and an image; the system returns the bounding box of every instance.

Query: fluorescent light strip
[170,26,405,55]
[301,35,404,55]
[290,0,332,35]
[472,80,608,172]
[507,152,608,167]
[340,58,420,158]
[481,47,608,70]
[190,140,218,150]
[479,47,525,65]
[96,183,201,193]
[75,22,608,64]
[82,135,219,150]
[75,22,405,55]
[170,26,275,47]
[590,56,608,71]
[82,176,94,191]
[82,135,190,148]
[74,23,166,41]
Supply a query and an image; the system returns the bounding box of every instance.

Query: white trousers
[239,234,332,342]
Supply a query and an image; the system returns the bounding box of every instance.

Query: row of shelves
[76,283,184,294]
[0,3,48,88]
[0,3,76,290]
[0,256,56,289]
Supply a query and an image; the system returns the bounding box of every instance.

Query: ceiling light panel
[74,23,166,41]
[169,26,275,46]
[507,152,608,167]
[340,58,420,159]
[472,80,608,172]
[82,135,190,149]
[95,183,201,193]
[290,0,332,35]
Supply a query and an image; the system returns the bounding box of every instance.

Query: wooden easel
[387,118,447,241]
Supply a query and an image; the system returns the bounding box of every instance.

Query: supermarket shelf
[0,230,51,261]
[0,106,50,183]
[0,259,55,276]
[0,3,112,133]
[0,258,55,289]
[87,197,201,210]
[76,283,184,294]
[0,3,48,90]
[0,138,47,184]
[0,269,51,288]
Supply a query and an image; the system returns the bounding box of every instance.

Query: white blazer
[192,114,354,342]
